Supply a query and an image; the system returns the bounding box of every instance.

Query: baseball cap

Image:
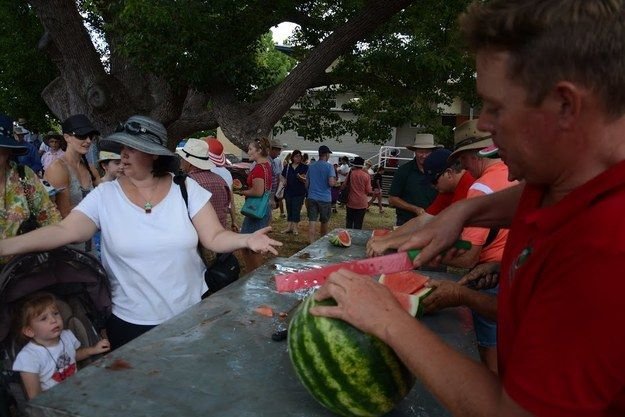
[424,149,452,182]
[318,145,332,154]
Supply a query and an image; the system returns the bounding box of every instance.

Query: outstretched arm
[0,211,97,258]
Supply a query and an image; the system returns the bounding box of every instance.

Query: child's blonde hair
[14,292,58,342]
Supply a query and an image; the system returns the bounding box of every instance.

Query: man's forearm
[461,183,524,229]
[459,287,498,321]
[388,196,423,215]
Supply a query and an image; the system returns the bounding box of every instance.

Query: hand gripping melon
[330,230,352,247]
[288,294,415,417]
[232,178,243,190]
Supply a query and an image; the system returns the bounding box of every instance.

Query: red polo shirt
[426,171,475,215]
[499,161,625,416]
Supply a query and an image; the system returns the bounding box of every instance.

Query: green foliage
[111,0,296,99]
[0,0,58,130]
[281,0,476,146]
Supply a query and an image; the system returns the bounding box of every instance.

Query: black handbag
[174,174,241,298]
[202,252,241,298]
[16,165,40,235]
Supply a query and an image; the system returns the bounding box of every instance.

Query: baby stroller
[0,247,111,416]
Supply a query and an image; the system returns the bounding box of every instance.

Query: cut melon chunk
[379,270,429,294]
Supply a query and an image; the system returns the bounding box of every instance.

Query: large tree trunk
[29,0,415,151]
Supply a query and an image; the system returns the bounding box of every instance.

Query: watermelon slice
[391,288,433,318]
[329,229,351,247]
[379,270,429,294]
[371,229,391,238]
[233,178,243,190]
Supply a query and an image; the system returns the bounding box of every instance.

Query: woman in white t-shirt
[0,116,281,349]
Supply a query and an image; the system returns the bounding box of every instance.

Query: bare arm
[399,184,524,267]
[311,270,531,417]
[20,372,41,400]
[366,214,434,257]
[388,195,425,216]
[0,211,97,258]
[44,160,71,218]
[76,339,110,361]
[240,177,265,197]
[423,279,498,321]
[192,202,281,254]
[328,175,336,187]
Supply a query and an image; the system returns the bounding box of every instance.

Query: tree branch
[251,0,416,129]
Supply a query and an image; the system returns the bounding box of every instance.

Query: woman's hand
[246,226,282,254]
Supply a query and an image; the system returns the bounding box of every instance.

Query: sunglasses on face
[73,133,93,141]
[116,121,164,146]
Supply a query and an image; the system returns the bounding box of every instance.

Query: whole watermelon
[288,294,415,417]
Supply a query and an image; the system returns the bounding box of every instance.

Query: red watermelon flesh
[371,229,391,238]
[379,270,429,294]
[337,229,351,247]
[392,291,420,317]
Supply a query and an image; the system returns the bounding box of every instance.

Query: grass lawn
[231,195,397,273]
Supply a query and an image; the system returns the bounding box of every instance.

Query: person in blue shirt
[305,145,336,243]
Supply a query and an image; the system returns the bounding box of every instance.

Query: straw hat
[405,134,442,151]
[448,119,493,161]
[175,138,216,171]
[205,137,226,167]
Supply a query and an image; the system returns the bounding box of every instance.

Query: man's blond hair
[460,0,625,118]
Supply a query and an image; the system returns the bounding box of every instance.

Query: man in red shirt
[312,1,625,416]
[365,148,475,257]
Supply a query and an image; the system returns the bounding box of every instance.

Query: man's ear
[552,81,583,129]
[22,326,35,339]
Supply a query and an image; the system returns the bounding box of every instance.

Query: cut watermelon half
[329,229,352,247]
[379,270,429,294]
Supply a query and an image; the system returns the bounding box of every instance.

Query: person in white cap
[98,150,123,182]
[388,134,441,226]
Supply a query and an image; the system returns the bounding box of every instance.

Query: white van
[279,150,359,166]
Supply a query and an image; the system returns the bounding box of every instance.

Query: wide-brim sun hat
[406,134,443,151]
[449,119,493,161]
[43,131,65,146]
[0,114,28,156]
[175,138,216,171]
[205,137,226,167]
[100,115,174,156]
[350,156,366,167]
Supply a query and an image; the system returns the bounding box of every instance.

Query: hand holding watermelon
[420,279,464,314]
[309,269,410,340]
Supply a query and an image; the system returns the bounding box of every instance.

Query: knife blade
[274,240,472,293]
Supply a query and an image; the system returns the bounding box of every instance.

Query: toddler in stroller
[12,292,110,400]
[0,247,111,414]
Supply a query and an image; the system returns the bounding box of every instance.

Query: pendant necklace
[35,338,68,379]
[131,178,159,214]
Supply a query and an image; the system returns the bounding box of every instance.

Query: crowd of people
[4,0,625,414]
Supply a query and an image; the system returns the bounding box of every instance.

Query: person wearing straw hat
[0,114,61,265]
[0,115,281,349]
[176,138,231,230]
[97,149,123,183]
[388,133,440,226]
[14,125,42,176]
[203,136,238,231]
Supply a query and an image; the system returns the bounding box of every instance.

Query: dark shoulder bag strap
[173,172,189,214]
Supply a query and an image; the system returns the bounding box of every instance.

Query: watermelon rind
[288,294,415,417]
[414,287,433,319]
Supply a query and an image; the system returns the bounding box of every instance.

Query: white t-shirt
[75,176,211,325]
[211,167,233,190]
[337,163,350,183]
[13,330,80,391]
